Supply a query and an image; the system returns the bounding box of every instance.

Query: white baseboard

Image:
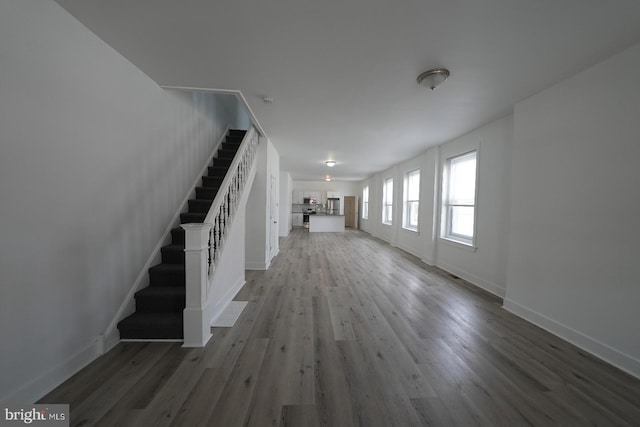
[245,261,270,270]
[420,256,435,266]
[436,260,506,298]
[279,229,290,237]
[211,301,248,327]
[1,338,102,406]
[394,242,423,260]
[503,298,640,379]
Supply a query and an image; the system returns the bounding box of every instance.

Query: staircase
[117,129,246,340]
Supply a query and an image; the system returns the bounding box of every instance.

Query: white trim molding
[1,337,102,406]
[437,260,506,298]
[503,298,640,379]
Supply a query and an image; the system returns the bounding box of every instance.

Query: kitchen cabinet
[302,191,320,202]
[309,214,345,232]
[292,213,303,227]
[292,192,303,204]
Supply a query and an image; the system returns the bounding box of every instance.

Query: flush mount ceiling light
[325,160,336,167]
[325,176,331,181]
[417,68,450,90]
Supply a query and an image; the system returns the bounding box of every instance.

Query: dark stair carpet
[117,129,246,340]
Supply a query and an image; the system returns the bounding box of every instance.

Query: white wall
[246,138,280,269]
[0,1,238,404]
[504,41,640,377]
[292,180,359,198]
[268,142,281,259]
[279,172,293,236]
[205,174,252,335]
[359,116,513,297]
[435,117,513,296]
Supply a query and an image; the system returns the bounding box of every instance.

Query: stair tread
[136,286,185,297]
[149,263,184,273]
[162,242,185,248]
[160,243,185,264]
[195,187,219,201]
[180,212,206,223]
[162,243,185,250]
[119,311,182,324]
[202,178,223,185]
[188,199,213,213]
[117,312,183,339]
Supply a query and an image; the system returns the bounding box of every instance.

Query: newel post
[181,223,213,347]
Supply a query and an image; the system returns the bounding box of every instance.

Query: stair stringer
[101,127,230,352]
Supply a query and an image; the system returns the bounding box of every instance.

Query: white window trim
[402,169,420,232]
[362,185,369,220]
[382,177,393,225]
[440,149,479,249]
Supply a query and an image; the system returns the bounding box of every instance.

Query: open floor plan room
[40,229,640,426]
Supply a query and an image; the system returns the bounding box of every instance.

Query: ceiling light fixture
[417,68,450,90]
[325,160,336,167]
[325,176,331,181]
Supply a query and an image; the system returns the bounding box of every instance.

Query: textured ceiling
[56,0,640,181]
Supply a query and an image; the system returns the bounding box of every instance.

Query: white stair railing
[205,126,258,279]
[181,126,259,346]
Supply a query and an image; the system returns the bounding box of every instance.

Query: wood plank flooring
[40,229,640,426]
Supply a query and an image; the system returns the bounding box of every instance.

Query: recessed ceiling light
[325,160,336,167]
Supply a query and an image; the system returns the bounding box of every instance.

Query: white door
[270,175,278,256]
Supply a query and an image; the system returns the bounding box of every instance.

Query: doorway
[344,196,357,228]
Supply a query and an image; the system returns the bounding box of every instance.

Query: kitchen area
[292,191,346,232]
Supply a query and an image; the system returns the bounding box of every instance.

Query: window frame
[440,150,478,248]
[362,185,369,220]
[402,169,420,232]
[382,177,393,225]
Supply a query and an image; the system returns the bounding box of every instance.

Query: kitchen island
[309,214,345,232]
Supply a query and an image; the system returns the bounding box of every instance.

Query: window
[403,169,420,231]
[382,178,393,225]
[362,186,369,219]
[441,151,477,246]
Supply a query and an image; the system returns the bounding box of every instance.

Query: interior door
[344,196,356,227]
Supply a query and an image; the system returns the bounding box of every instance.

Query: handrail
[204,126,259,280]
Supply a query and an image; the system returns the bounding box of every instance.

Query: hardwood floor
[40,229,640,426]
